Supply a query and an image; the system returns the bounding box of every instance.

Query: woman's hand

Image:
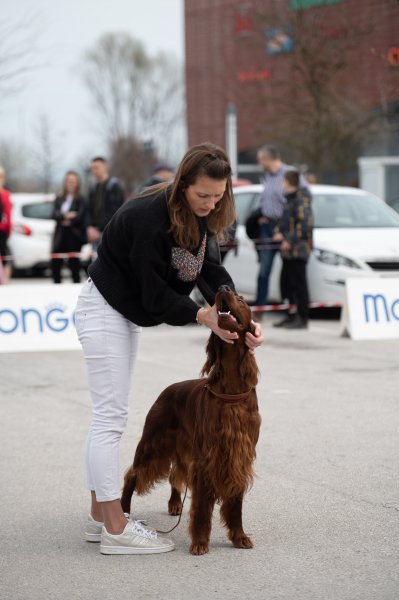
[245,321,264,354]
[196,305,239,344]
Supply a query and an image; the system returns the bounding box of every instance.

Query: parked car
[224,184,399,303]
[8,193,91,274]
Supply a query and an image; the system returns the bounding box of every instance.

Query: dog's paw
[168,500,183,516]
[190,542,209,556]
[232,535,253,549]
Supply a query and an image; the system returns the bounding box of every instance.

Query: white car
[224,184,399,303]
[9,193,91,274]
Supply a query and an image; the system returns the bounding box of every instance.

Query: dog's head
[201,286,258,388]
[215,285,255,338]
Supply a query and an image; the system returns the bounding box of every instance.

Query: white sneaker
[85,514,103,542]
[100,520,175,555]
[84,513,138,543]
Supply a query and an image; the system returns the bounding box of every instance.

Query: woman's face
[65,173,79,194]
[184,175,227,217]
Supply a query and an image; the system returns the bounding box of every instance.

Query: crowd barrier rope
[250,301,343,313]
[1,246,342,312]
[1,237,289,262]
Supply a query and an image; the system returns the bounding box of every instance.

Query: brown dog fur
[121,287,261,555]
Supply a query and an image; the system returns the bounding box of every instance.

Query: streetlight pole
[225,103,238,180]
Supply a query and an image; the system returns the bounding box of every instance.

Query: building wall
[185,0,399,155]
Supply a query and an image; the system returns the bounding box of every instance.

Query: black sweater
[88,189,235,326]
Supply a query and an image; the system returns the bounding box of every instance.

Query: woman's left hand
[245,320,264,354]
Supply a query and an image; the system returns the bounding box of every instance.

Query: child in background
[273,170,313,329]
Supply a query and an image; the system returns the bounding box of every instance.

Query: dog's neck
[204,333,258,395]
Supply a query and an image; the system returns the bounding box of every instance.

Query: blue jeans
[255,222,277,306]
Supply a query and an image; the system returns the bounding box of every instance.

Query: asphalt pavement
[1,297,398,600]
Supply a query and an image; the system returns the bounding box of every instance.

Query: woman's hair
[143,142,236,249]
[63,170,81,197]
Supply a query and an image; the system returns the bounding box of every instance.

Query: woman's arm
[52,197,64,223]
[70,196,87,226]
[130,233,202,326]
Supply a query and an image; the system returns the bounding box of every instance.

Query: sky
[1,0,184,175]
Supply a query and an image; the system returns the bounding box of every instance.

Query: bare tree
[34,114,58,193]
[250,1,398,182]
[108,135,146,194]
[138,52,186,162]
[81,33,185,167]
[0,13,42,97]
[0,139,30,191]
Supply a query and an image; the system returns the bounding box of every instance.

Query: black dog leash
[156,484,189,534]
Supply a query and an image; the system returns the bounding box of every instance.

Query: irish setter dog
[121,286,261,555]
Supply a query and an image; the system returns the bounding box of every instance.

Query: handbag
[245,207,262,240]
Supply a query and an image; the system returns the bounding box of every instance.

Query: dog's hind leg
[168,486,182,516]
[220,494,253,549]
[168,463,187,516]
[121,468,137,514]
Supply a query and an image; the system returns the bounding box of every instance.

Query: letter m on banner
[343,278,399,340]
[363,294,390,323]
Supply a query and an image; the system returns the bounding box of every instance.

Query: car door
[223,191,260,296]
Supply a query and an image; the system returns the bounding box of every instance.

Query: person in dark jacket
[251,145,310,307]
[75,143,264,555]
[272,170,313,329]
[86,157,124,252]
[51,171,87,284]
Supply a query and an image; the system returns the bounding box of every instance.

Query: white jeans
[75,279,142,502]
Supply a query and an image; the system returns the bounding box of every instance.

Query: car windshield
[22,201,54,220]
[313,193,399,228]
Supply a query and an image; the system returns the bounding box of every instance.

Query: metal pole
[225,103,238,180]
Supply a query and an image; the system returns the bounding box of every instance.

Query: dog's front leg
[189,472,215,556]
[220,494,253,549]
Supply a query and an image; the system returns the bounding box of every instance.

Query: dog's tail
[121,468,137,514]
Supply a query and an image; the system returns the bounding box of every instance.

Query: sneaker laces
[128,519,158,540]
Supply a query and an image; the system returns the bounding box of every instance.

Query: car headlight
[313,248,361,269]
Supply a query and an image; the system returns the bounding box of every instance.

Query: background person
[252,145,309,307]
[273,170,313,329]
[51,171,87,284]
[86,157,124,253]
[75,142,263,555]
[141,162,174,190]
[306,172,317,184]
[0,166,13,285]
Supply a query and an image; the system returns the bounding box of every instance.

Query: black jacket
[87,177,124,231]
[52,194,87,252]
[88,189,235,327]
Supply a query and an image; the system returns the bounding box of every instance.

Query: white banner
[343,277,399,340]
[0,283,83,353]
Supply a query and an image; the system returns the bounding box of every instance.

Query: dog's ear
[200,332,220,376]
